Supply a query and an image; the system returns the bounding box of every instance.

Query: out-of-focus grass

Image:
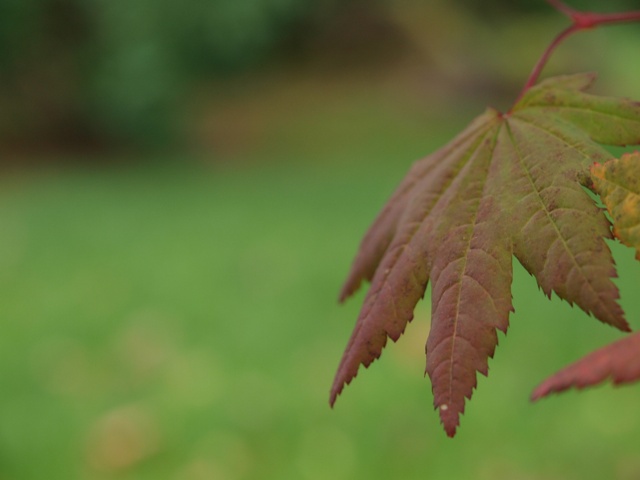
[0,148,639,480]
[3,29,640,475]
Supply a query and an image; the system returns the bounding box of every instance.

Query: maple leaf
[591,151,640,259]
[531,151,640,400]
[331,73,640,437]
[531,331,640,400]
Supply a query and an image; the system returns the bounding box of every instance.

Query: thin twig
[510,4,640,111]
[511,24,578,107]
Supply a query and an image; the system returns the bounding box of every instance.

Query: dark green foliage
[0,0,357,148]
[460,0,640,17]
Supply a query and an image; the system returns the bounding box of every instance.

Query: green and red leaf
[332,73,640,436]
[531,152,640,400]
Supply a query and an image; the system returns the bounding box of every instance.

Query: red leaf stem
[511,2,640,110]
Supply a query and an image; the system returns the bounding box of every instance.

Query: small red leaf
[531,331,640,400]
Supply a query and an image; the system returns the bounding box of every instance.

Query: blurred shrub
[2,0,636,153]
[0,0,356,151]
[458,0,640,17]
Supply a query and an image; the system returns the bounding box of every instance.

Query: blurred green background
[1,0,640,479]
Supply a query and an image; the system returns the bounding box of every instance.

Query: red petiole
[510,0,640,110]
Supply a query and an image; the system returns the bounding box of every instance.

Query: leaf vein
[505,121,613,318]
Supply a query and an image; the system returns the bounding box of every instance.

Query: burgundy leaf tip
[531,331,640,401]
[438,404,460,438]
